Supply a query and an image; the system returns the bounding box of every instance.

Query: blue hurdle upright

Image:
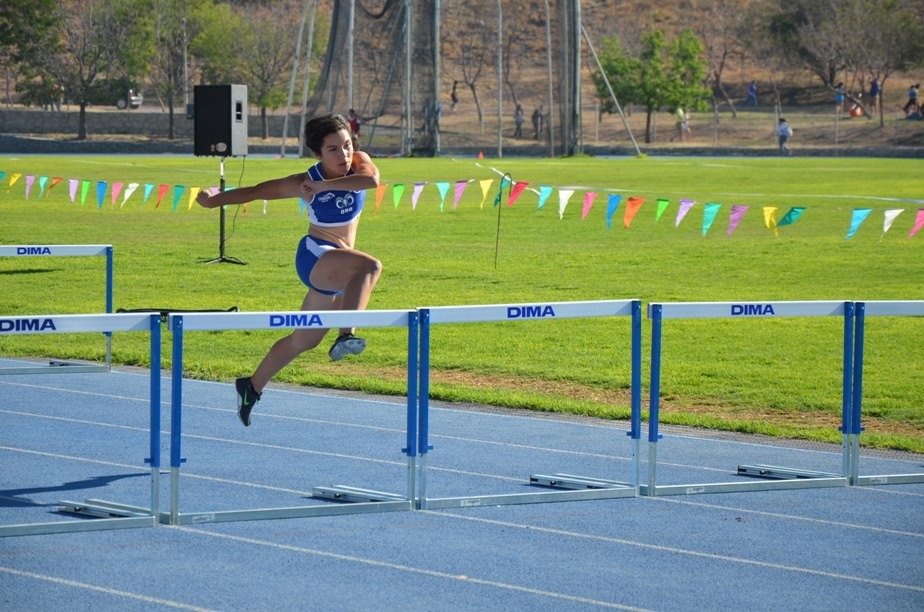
[0,244,113,374]
[645,300,855,496]
[0,312,162,537]
[165,309,419,525]
[850,300,924,486]
[416,299,642,509]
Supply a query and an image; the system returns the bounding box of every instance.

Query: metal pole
[404,0,413,155]
[497,0,503,158]
[433,0,441,155]
[347,0,355,112]
[282,0,312,157]
[543,0,554,157]
[298,0,320,158]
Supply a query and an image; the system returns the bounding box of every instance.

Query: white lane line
[428,511,924,593]
[174,526,647,611]
[0,566,215,611]
[652,497,924,538]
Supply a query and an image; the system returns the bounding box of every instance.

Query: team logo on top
[0,317,57,332]
[269,314,324,327]
[730,303,776,316]
[507,305,557,319]
[16,246,52,255]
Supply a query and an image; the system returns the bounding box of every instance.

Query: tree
[12,0,151,139]
[592,29,710,143]
[237,2,302,139]
[443,3,494,134]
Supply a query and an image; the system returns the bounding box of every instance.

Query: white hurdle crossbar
[851,300,924,486]
[417,299,642,509]
[645,300,854,496]
[0,245,113,374]
[0,312,162,537]
[166,309,419,525]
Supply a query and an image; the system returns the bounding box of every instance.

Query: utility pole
[497,0,503,158]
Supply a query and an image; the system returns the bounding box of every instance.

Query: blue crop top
[304,161,365,227]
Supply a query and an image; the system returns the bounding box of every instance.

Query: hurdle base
[737,464,839,480]
[312,485,407,503]
[0,361,109,376]
[530,473,633,491]
[855,473,924,486]
[58,499,153,519]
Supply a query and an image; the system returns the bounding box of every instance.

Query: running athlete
[196,113,382,426]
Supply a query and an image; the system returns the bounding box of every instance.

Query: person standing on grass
[902,83,920,116]
[196,113,381,426]
[777,117,793,155]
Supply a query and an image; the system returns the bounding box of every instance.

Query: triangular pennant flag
[392,183,405,208]
[910,209,924,238]
[452,180,468,209]
[8,173,21,190]
[80,180,91,205]
[110,182,123,208]
[727,205,749,236]
[375,183,387,211]
[508,181,529,207]
[122,183,139,207]
[846,208,872,239]
[675,199,695,227]
[777,206,805,227]
[172,185,185,212]
[435,181,450,212]
[68,179,78,203]
[24,175,35,199]
[882,208,903,236]
[38,176,48,198]
[558,189,574,219]
[411,182,426,210]
[143,184,155,203]
[702,202,721,236]
[155,184,170,209]
[537,185,553,209]
[479,179,493,209]
[188,187,200,210]
[493,177,511,208]
[763,206,779,236]
[581,192,597,220]
[624,196,645,229]
[606,194,622,229]
[96,181,107,208]
[45,177,62,198]
[0,171,4,183]
[655,198,670,222]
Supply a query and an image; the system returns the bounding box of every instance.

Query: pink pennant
[507,181,529,207]
[581,192,597,220]
[453,180,468,209]
[910,209,924,238]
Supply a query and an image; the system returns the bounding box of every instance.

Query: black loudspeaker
[193,84,248,157]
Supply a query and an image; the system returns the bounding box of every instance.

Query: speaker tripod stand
[201,157,246,265]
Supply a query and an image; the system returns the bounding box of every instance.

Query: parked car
[87,77,143,109]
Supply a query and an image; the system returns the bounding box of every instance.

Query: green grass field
[1,154,921,451]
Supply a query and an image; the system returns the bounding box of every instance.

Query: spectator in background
[746,80,758,108]
[869,78,881,115]
[902,83,920,116]
[834,82,846,113]
[777,117,793,155]
[513,104,524,138]
[348,109,361,140]
[532,105,543,140]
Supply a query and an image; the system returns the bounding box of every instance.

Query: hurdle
[165,309,419,525]
[0,245,113,374]
[850,300,924,486]
[416,299,642,509]
[0,312,162,537]
[644,301,854,496]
